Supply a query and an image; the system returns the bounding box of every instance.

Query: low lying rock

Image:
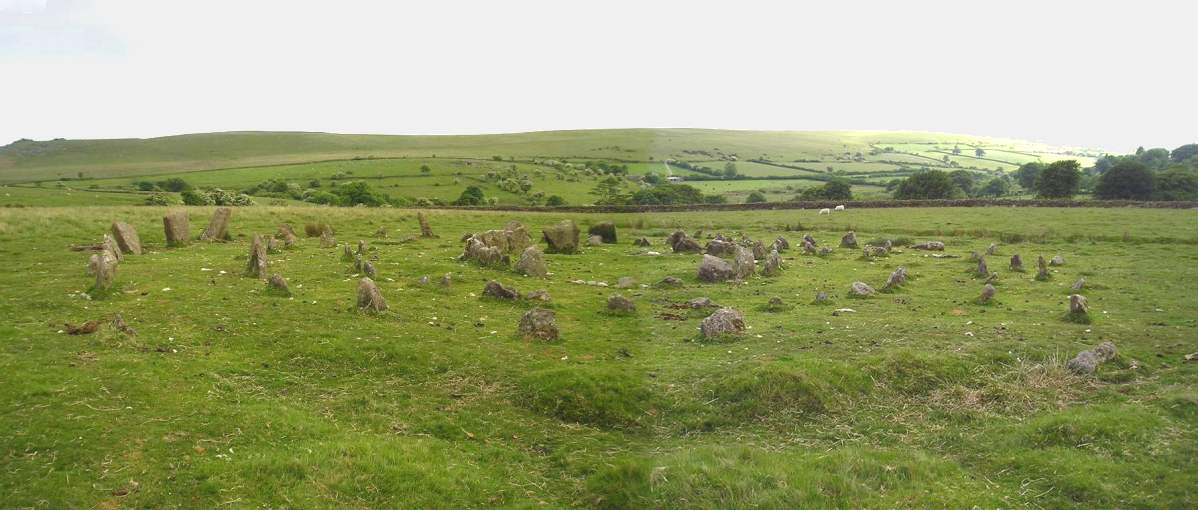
[515,246,548,277]
[1049,255,1066,266]
[912,241,945,251]
[588,221,617,243]
[607,294,636,314]
[978,283,996,304]
[705,239,736,257]
[840,231,858,248]
[701,307,745,339]
[633,237,651,247]
[658,276,684,288]
[848,281,875,297]
[267,273,290,295]
[1066,341,1117,375]
[697,254,735,282]
[1071,277,1086,291]
[772,236,790,252]
[483,280,520,300]
[616,276,636,289]
[587,234,604,246]
[277,224,299,248]
[543,220,580,254]
[524,289,551,302]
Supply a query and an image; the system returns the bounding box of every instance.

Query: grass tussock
[516,365,656,429]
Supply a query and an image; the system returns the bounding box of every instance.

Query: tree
[797,178,852,201]
[1014,162,1044,191]
[1093,160,1153,200]
[1154,167,1198,201]
[723,162,738,178]
[893,170,959,200]
[1035,160,1081,198]
[745,191,767,203]
[948,170,977,196]
[157,177,192,192]
[977,176,1011,197]
[454,186,486,206]
[1171,144,1198,163]
[420,164,431,174]
[590,176,627,205]
[975,148,986,157]
[545,195,566,206]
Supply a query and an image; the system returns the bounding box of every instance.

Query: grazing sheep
[834,204,845,211]
[819,208,831,215]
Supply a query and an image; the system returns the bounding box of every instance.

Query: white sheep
[818,208,831,215]
[834,204,845,211]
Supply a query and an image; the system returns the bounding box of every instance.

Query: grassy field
[1,205,1194,508]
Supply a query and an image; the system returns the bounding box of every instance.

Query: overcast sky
[1,0,1193,153]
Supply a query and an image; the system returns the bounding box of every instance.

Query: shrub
[1094,160,1153,200]
[142,193,172,206]
[517,366,655,429]
[1035,160,1081,198]
[745,191,767,203]
[454,186,486,206]
[545,195,566,206]
[894,170,960,200]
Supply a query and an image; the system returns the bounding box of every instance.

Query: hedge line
[426,199,1198,213]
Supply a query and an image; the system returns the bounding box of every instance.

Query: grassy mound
[517,365,656,429]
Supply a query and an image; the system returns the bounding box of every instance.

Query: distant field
[0,205,1194,508]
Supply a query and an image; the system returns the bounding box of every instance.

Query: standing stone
[773,236,790,252]
[356,240,368,255]
[1069,294,1089,315]
[515,246,548,277]
[587,235,604,246]
[88,252,118,291]
[1036,255,1050,280]
[417,212,436,238]
[524,289,551,302]
[542,220,580,254]
[483,280,520,300]
[801,239,817,255]
[374,226,389,238]
[440,273,452,288]
[362,260,377,278]
[730,245,755,279]
[518,308,559,341]
[987,243,998,256]
[802,234,817,247]
[111,314,136,336]
[607,294,636,314]
[848,281,875,297]
[101,234,123,262]
[1009,254,1024,272]
[814,291,830,304]
[692,254,728,282]
[277,224,299,248]
[461,237,510,268]
[1071,278,1086,291]
[267,273,290,296]
[976,257,989,277]
[761,249,783,277]
[200,207,233,242]
[588,222,617,243]
[357,277,387,312]
[701,307,745,339]
[667,230,688,249]
[319,229,336,248]
[978,283,996,304]
[633,237,651,247]
[110,222,143,255]
[705,239,736,257]
[674,237,703,254]
[163,211,190,247]
[883,267,907,290]
[417,275,430,285]
[342,244,355,262]
[840,231,858,248]
[266,237,282,254]
[750,241,767,261]
[1049,255,1066,266]
[246,234,268,278]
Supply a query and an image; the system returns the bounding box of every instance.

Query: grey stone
[772,236,790,252]
[732,246,755,280]
[761,249,783,277]
[1050,255,1065,266]
[912,241,945,251]
[440,273,452,287]
[267,273,290,295]
[697,254,735,282]
[518,308,559,341]
[658,276,684,287]
[701,307,745,339]
[515,246,548,277]
[616,276,636,289]
[542,220,580,254]
[110,222,143,255]
[246,234,268,278]
[976,256,989,277]
[357,277,387,312]
[1071,277,1086,291]
[101,234,123,262]
[607,294,636,314]
[688,297,714,309]
[319,229,336,248]
[200,207,232,242]
[587,234,604,246]
[483,280,520,300]
[848,281,875,297]
[1009,254,1023,271]
[1069,294,1088,315]
[588,222,617,243]
[461,236,510,268]
[362,260,377,279]
[1066,350,1099,375]
[673,237,703,254]
[163,211,190,247]
[524,289,551,302]
[88,252,118,291]
[705,239,736,257]
[418,211,436,238]
[978,283,996,304]
[633,237,651,247]
[277,223,299,248]
[840,231,858,248]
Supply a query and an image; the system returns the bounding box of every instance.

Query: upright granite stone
[840,231,858,248]
[1036,255,1050,280]
[319,229,336,248]
[542,220,580,254]
[110,222,143,255]
[732,245,755,280]
[761,249,782,276]
[1009,254,1024,272]
[417,212,436,238]
[978,283,996,304]
[200,207,232,241]
[101,234,123,262]
[267,273,290,296]
[518,308,559,341]
[588,222,617,243]
[357,277,387,312]
[88,252,118,291]
[701,307,745,339]
[515,246,548,277]
[246,234,268,277]
[163,211,190,247]
[277,223,299,248]
[697,254,735,282]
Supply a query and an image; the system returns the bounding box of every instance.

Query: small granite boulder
[701,307,745,339]
[518,308,559,341]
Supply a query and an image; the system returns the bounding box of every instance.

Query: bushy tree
[977,176,1011,197]
[798,178,853,201]
[180,189,213,206]
[628,184,708,205]
[745,191,767,203]
[157,177,192,192]
[723,162,738,178]
[1094,160,1153,199]
[454,186,486,206]
[1035,160,1081,198]
[420,164,431,174]
[1014,162,1044,191]
[948,170,978,196]
[545,195,566,206]
[1154,167,1198,200]
[590,176,627,205]
[333,181,386,206]
[1171,144,1198,163]
[893,170,959,200]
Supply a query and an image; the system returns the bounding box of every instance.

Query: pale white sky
[1,0,1193,152]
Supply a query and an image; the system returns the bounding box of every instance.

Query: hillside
[0,129,1101,184]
